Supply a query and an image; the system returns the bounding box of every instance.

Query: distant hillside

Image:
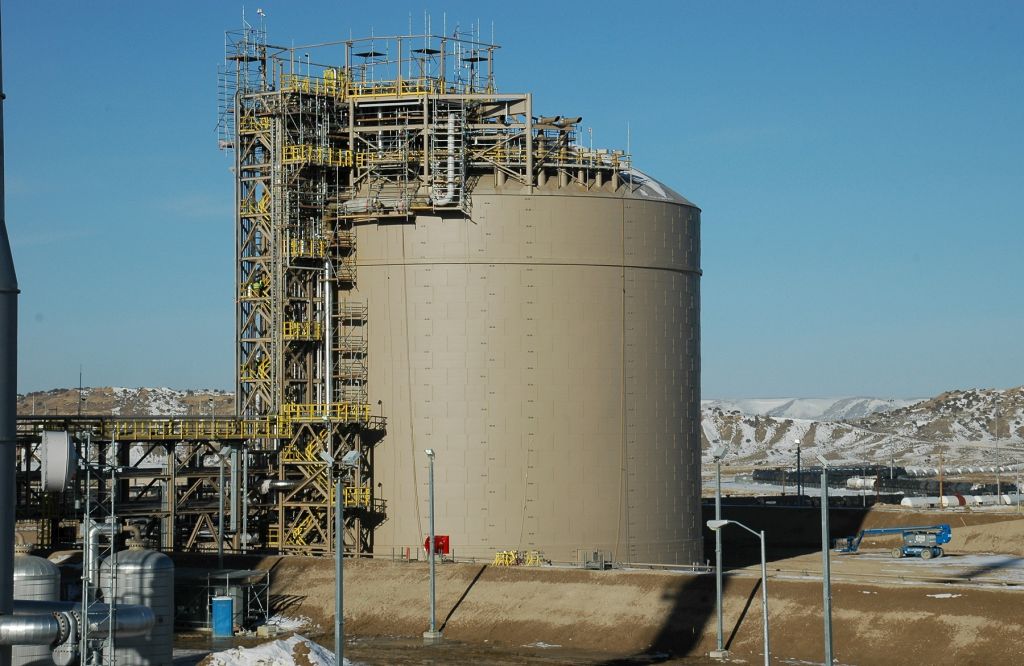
[18,386,1024,469]
[703,387,1024,468]
[17,387,233,417]
[701,396,921,421]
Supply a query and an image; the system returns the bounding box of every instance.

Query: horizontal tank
[13,544,60,666]
[99,540,174,666]
[360,174,702,564]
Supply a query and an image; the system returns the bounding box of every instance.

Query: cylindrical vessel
[12,545,60,666]
[210,597,233,638]
[360,176,702,564]
[99,541,174,666]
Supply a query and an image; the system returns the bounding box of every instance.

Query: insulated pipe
[83,521,115,589]
[84,605,154,638]
[122,524,142,542]
[0,614,64,647]
[260,479,298,493]
[431,113,456,205]
[13,600,154,638]
[0,8,19,666]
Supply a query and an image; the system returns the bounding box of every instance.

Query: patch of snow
[203,634,350,666]
[926,593,962,599]
[522,641,562,649]
[264,614,316,632]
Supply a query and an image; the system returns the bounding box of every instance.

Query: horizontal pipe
[86,606,154,638]
[260,479,298,493]
[0,614,61,646]
[14,600,154,638]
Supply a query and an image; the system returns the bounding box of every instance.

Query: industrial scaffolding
[15,20,634,560]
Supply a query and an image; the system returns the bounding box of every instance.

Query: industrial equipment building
[220,25,703,565]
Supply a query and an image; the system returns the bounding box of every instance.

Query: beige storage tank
[359,173,702,564]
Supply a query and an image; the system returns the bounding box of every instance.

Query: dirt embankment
[243,543,1024,665]
[856,507,1024,554]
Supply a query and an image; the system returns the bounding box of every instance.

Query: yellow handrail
[280,402,373,422]
[282,321,323,340]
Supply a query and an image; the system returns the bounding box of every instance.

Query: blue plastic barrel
[211,595,234,637]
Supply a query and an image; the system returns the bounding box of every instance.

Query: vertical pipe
[242,447,249,552]
[324,262,332,406]
[334,467,343,666]
[821,466,833,664]
[760,531,770,666]
[0,9,18,664]
[714,458,723,653]
[525,94,533,193]
[218,455,225,569]
[169,445,177,552]
[428,455,436,634]
[230,448,239,534]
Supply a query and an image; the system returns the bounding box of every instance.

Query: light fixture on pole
[709,441,728,660]
[423,448,442,642]
[706,519,770,666]
[815,452,834,665]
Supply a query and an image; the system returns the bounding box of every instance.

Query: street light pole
[334,461,343,666]
[816,453,834,665]
[706,519,769,666]
[423,449,442,642]
[318,417,345,666]
[709,442,728,659]
[996,400,1002,502]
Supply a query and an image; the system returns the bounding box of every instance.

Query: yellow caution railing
[239,357,269,381]
[343,486,371,507]
[280,402,374,422]
[240,193,271,216]
[104,416,291,441]
[282,321,323,341]
[286,514,316,546]
[280,71,448,99]
[280,443,305,462]
[493,551,518,566]
[491,550,545,566]
[280,69,346,97]
[238,116,272,133]
[290,238,327,258]
[282,144,355,167]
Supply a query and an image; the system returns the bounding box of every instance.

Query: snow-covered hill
[18,386,1024,468]
[700,396,920,421]
[703,387,1024,467]
[17,387,232,417]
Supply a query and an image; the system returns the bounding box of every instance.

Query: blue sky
[4,1,1022,398]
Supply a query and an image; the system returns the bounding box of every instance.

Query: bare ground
[249,515,1024,665]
